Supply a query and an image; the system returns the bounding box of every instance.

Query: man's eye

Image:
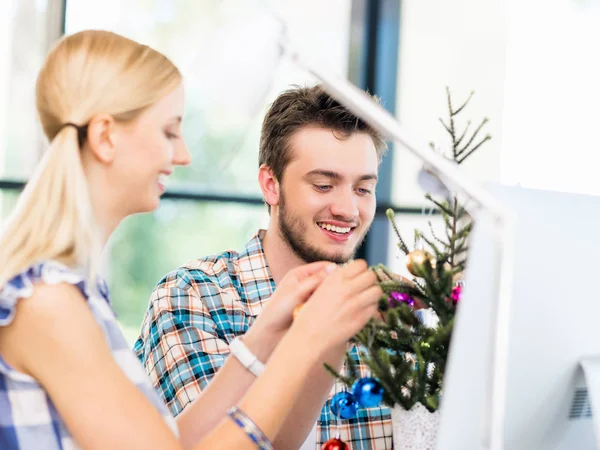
[315,185,332,192]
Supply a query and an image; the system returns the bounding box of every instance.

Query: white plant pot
[391,403,441,450]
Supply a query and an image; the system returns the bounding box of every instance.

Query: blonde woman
[0,30,381,449]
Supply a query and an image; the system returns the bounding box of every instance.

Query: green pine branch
[456,117,489,157]
[428,221,449,249]
[455,120,471,148]
[386,209,411,254]
[425,194,453,215]
[457,134,492,164]
[452,89,474,116]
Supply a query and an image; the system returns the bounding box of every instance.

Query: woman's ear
[85,114,117,164]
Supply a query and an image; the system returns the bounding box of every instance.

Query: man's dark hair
[259,84,387,183]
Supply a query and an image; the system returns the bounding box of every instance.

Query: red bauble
[321,437,349,450]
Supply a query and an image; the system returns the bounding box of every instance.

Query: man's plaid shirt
[134,231,392,449]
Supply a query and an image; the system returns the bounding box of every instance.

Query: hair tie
[59,122,88,148]
[60,122,80,131]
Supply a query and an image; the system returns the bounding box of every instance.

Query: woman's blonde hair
[0,30,182,288]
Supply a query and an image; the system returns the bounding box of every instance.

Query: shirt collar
[237,229,276,293]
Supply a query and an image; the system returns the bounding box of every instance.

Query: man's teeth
[158,174,168,185]
[318,223,352,234]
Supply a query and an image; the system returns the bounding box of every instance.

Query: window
[0,0,57,180]
[0,191,19,222]
[2,1,417,343]
[109,201,268,342]
[64,0,353,339]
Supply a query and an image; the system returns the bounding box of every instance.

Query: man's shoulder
[155,249,242,292]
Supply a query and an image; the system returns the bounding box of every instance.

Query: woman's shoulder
[0,260,91,327]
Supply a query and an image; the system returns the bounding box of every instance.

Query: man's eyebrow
[305,170,343,180]
[358,174,378,182]
[304,170,378,182]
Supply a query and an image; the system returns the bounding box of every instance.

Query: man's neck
[261,227,306,285]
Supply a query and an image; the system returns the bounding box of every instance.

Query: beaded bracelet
[226,406,274,450]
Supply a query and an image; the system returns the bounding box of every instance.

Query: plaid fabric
[0,261,177,449]
[134,231,393,449]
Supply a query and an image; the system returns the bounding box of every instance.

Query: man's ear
[258,165,280,207]
[85,114,117,164]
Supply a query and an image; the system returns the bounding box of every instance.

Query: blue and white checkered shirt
[0,261,177,449]
[134,230,393,449]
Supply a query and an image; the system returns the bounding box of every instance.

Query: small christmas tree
[329,87,491,413]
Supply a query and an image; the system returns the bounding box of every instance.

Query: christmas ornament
[321,437,349,450]
[449,284,462,304]
[388,291,415,308]
[415,308,439,328]
[329,392,359,419]
[406,249,434,276]
[352,377,384,408]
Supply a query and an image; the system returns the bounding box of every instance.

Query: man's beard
[277,190,370,264]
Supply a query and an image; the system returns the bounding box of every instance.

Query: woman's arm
[0,260,379,449]
[0,283,182,449]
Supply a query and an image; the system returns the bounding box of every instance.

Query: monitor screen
[438,184,599,450]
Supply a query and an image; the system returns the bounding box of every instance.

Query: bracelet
[230,336,265,377]
[227,406,274,450]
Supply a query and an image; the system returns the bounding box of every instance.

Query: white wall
[393,0,508,208]
[501,0,600,195]
[0,1,14,178]
[388,0,508,273]
[387,0,600,273]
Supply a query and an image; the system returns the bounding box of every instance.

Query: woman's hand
[290,260,382,356]
[244,261,336,359]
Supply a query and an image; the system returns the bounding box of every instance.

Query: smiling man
[134,85,393,449]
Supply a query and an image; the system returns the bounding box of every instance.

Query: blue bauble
[329,392,360,419]
[351,377,384,408]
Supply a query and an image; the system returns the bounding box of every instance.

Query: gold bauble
[406,249,435,276]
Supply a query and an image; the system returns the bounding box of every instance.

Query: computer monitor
[437,184,600,450]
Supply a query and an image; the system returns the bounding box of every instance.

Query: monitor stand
[580,358,600,449]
